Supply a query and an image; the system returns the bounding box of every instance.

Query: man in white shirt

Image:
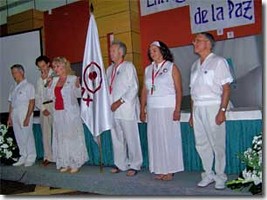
[189,32,233,190]
[7,64,36,167]
[106,41,143,176]
[35,56,54,166]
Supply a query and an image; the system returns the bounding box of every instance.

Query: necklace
[151,60,166,95]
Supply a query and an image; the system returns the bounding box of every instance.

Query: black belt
[43,100,53,105]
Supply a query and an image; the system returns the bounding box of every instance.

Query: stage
[0,161,251,196]
[1,108,261,196]
[32,108,262,174]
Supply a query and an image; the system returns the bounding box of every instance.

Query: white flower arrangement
[227,133,262,195]
[0,124,18,161]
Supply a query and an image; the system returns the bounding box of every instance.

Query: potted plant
[226,133,262,195]
[0,124,18,165]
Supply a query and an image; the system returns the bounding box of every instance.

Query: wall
[44,0,89,63]
[140,0,262,68]
[0,0,79,25]
[91,0,142,82]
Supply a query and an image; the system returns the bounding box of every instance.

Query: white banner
[81,14,113,140]
[190,0,255,33]
[140,0,188,16]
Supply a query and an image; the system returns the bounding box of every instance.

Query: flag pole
[97,135,104,173]
[90,3,103,173]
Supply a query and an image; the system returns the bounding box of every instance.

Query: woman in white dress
[47,57,88,173]
[140,41,184,181]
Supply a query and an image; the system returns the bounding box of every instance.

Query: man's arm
[140,78,147,123]
[23,99,35,127]
[7,103,13,127]
[216,83,231,125]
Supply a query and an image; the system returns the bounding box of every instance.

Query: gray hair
[112,40,127,57]
[198,32,215,49]
[11,64,25,73]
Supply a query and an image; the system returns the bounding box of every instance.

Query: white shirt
[190,53,233,106]
[145,60,176,108]
[35,68,54,111]
[106,61,139,120]
[8,79,35,110]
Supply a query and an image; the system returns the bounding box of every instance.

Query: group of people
[8,57,89,173]
[7,32,233,189]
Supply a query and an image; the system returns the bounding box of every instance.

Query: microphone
[44,71,57,87]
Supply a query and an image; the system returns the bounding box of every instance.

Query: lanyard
[151,60,166,95]
[109,60,124,94]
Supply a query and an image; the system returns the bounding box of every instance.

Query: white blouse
[145,60,176,108]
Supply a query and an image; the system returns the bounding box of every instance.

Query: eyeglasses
[192,39,209,44]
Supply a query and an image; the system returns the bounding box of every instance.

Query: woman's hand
[23,116,30,127]
[140,110,146,123]
[173,109,180,121]
[189,114,193,127]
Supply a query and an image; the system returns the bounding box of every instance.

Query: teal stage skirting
[33,120,262,174]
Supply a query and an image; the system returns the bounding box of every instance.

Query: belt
[43,100,53,105]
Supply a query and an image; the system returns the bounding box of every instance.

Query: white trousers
[111,119,143,171]
[12,108,36,163]
[193,104,227,181]
[40,103,53,161]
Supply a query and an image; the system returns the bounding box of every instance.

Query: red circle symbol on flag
[89,71,97,81]
[83,62,102,94]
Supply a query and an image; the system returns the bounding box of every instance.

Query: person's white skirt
[53,110,89,169]
[147,107,184,174]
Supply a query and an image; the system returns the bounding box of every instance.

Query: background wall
[139,0,262,108]
[0,0,263,109]
[44,0,89,63]
[140,0,262,67]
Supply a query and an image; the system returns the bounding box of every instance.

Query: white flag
[81,14,113,140]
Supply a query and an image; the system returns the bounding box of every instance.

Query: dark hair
[35,55,50,66]
[199,32,215,49]
[11,64,24,72]
[147,41,173,62]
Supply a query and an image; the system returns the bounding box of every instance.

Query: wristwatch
[120,98,125,103]
[220,107,226,112]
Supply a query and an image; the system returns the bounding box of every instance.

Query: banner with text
[190,0,255,33]
[140,0,188,16]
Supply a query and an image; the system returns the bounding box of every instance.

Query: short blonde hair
[52,57,75,75]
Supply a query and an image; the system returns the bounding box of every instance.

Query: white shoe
[12,160,25,166]
[197,176,215,187]
[24,162,34,167]
[215,179,226,190]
